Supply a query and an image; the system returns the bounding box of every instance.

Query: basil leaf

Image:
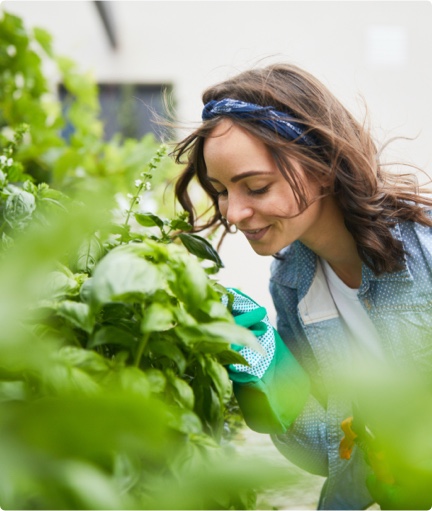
[177,233,223,268]
[135,212,164,228]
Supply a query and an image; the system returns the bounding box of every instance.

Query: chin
[249,244,276,257]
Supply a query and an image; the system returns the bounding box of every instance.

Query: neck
[323,256,362,289]
[302,197,363,288]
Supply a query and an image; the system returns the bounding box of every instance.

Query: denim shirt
[269,218,432,510]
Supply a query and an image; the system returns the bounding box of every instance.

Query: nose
[221,196,254,226]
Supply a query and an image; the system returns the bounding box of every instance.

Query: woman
[173,63,432,509]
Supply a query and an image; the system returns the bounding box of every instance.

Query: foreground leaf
[90,246,163,307]
[178,233,223,267]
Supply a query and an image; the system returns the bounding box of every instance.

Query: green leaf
[56,300,94,334]
[186,341,232,355]
[74,235,105,274]
[141,303,175,333]
[135,238,171,261]
[168,257,209,310]
[79,277,93,304]
[55,346,110,373]
[33,27,54,57]
[44,361,101,395]
[0,381,26,402]
[149,339,186,374]
[88,325,137,349]
[200,299,233,321]
[90,246,163,307]
[146,368,167,393]
[168,409,203,435]
[5,393,172,463]
[135,212,164,228]
[168,374,195,409]
[215,350,250,366]
[177,233,223,267]
[204,264,221,275]
[100,302,135,322]
[58,461,127,510]
[176,322,265,355]
[4,185,36,229]
[43,270,79,300]
[169,219,192,231]
[110,366,151,398]
[193,379,223,437]
[204,358,232,403]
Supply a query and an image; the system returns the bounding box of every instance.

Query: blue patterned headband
[202,98,316,146]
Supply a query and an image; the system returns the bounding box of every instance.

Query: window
[58,83,173,141]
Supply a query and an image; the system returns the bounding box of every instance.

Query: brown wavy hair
[173,63,432,275]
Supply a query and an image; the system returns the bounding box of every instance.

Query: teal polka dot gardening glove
[223,288,310,434]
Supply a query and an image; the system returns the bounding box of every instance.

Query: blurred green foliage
[338,356,432,510]
[0,9,300,510]
[0,7,178,206]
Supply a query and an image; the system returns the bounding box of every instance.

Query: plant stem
[134,332,150,367]
[123,186,144,232]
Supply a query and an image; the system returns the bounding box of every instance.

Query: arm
[225,288,310,434]
[225,287,329,477]
[269,280,329,476]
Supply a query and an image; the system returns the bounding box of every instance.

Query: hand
[222,287,310,433]
[224,287,275,380]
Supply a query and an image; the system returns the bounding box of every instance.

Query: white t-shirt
[320,258,384,360]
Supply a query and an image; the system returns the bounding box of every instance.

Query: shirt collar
[283,221,412,297]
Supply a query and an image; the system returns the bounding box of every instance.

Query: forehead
[203,120,272,176]
[204,119,257,149]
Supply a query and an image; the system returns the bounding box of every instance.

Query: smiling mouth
[240,226,270,241]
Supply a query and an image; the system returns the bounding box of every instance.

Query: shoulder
[397,212,432,271]
[398,211,432,248]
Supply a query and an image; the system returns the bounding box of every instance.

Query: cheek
[217,197,228,216]
[275,178,321,219]
[299,199,322,227]
[269,190,300,218]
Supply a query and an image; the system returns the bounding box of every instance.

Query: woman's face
[203,120,324,256]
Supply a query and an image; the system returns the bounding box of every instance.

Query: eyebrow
[207,170,273,184]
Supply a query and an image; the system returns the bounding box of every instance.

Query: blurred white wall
[3,0,432,321]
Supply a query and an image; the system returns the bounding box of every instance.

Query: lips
[239,226,270,241]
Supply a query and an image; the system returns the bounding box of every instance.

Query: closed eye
[248,185,270,196]
[211,185,269,199]
[215,189,228,198]
[206,182,227,198]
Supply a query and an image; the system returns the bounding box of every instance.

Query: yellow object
[339,416,358,460]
